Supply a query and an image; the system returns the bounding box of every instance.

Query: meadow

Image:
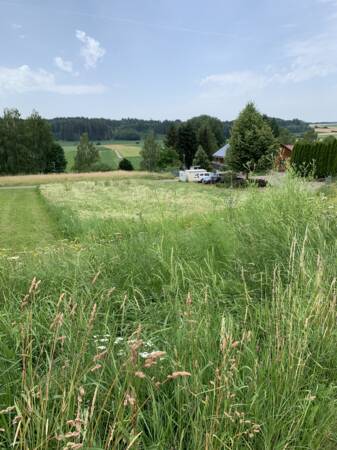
[310,123,337,139]
[62,141,143,172]
[0,175,337,449]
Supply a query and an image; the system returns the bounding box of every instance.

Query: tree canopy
[0,108,66,175]
[73,133,100,172]
[140,133,161,171]
[228,102,278,172]
[192,145,211,170]
[118,158,134,171]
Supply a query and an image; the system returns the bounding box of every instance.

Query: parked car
[199,173,221,184]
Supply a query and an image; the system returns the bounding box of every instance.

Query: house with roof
[275,144,294,172]
[212,143,230,169]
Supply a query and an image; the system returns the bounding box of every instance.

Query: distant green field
[310,123,337,139]
[63,145,120,172]
[62,141,143,171]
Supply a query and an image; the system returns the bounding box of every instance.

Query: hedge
[291,139,337,178]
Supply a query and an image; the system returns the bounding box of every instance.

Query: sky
[1,0,337,121]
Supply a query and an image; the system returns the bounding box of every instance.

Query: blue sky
[1,0,337,121]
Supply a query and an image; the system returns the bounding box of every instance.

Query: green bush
[291,139,337,177]
[90,161,113,172]
[118,158,134,171]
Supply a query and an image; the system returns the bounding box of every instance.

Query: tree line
[49,117,182,142]
[49,116,308,143]
[0,109,66,175]
[157,107,283,172]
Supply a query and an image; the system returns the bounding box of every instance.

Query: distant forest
[49,116,310,142]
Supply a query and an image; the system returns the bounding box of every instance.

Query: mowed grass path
[0,188,60,251]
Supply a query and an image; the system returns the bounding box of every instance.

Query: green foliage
[197,123,218,156]
[140,132,161,171]
[192,145,211,170]
[263,114,280,137]
[228,102,278,172]
[73,133,100,172]
[164,123,179,149]
[177,122,198,168]
[0,179,337,448]
[45,143,67,173]
[49,117,179,141]
[164,116,226,169]
[278,127,296,145]
[113,128,141,140]
[187,115,225,147]
[119,158,134,171]
[0,109,66,175]
[158,147,181,170]
[291,139,337,177]
[302,128,318,142]
[90,161,113,172]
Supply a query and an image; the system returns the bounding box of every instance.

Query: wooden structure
[275,144,294,172]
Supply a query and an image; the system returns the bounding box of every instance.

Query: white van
[179,167,208,182]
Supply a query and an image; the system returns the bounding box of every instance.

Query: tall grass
[0,178,336,449]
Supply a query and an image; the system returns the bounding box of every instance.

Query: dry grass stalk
[50,312,64,330]
[88,304,97,328]
[124,392,136,407]
[167,371,191,380]
[90,364,102,372]
[91,271,101,285]
[134,371,146,379]
[0,406,15,414]
[93,350,108,362]
[143,351,166,368]
[20,277,41,309]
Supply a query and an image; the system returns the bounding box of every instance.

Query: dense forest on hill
[49,118,181,141]
[49,116,310,142]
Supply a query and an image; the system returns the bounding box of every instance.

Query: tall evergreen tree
[164,123,179,149]
[73,133,100,172]
[228,102,278,173]
[177,123,198,168]
[187,115,225,147]
[45,143,67,173]
[197,124,218,157]
[192,145,211,170]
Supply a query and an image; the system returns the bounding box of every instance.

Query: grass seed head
[167,371,191,380]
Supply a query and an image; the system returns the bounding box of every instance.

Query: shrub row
[291,139,337,178]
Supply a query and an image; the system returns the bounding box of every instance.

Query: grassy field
[104,143,142,170]
[63,146,120,172]
[61,140,143,171]
[0,175,337,448]
[0,188,60,251]
[310,123,337,138]
[0,170,171,187]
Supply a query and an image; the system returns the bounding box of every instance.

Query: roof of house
[213,144,230,158]
[280,144,294,152]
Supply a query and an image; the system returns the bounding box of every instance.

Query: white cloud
[0,65,106,95]
[201,25,337,94]
[76,29,106,69]
[54,56,73,73]
[201,71,269,90]
[11,23,22,30]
